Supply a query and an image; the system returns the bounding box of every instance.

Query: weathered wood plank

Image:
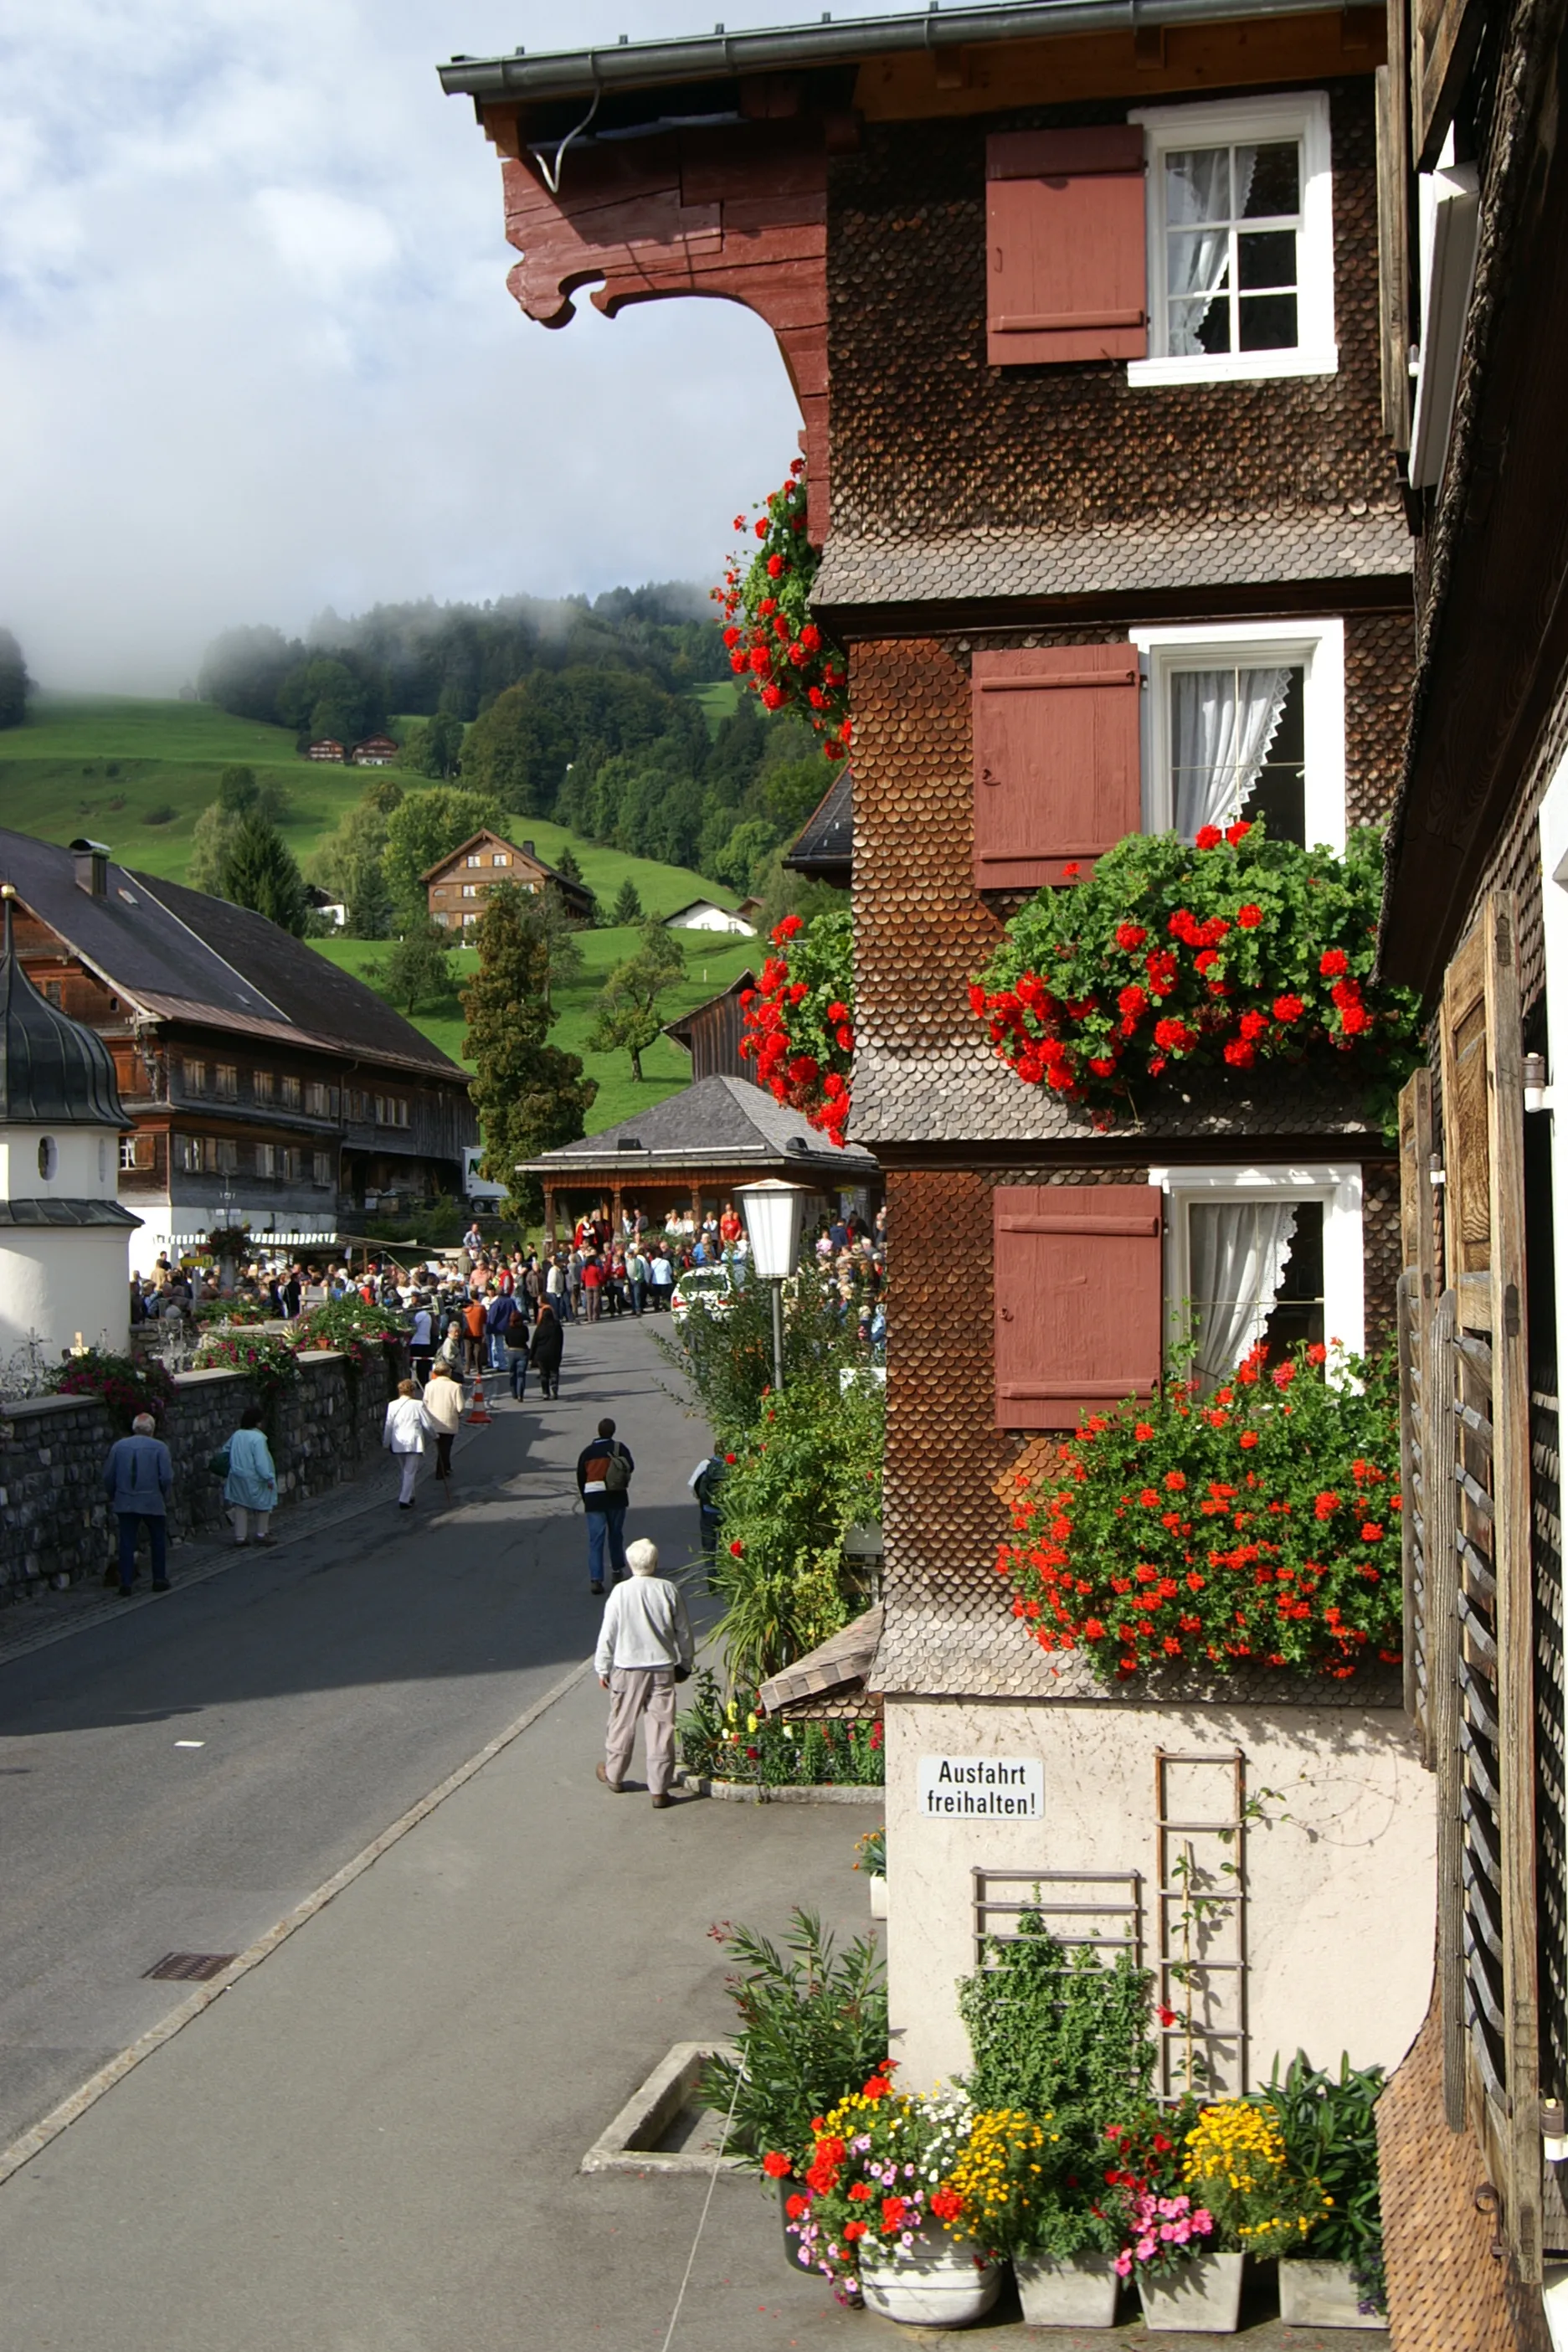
[1375,44,1412,449]
[1430,1291,1466,2127]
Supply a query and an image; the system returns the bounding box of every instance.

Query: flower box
[1136,2252,1245,2334]
[1015,2252,1120,2327]
[1279,2258,1385,2329]
[857,2239,1000,2328]
[867,1870,888,1918]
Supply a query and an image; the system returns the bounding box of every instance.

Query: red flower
[1238,1430,1260,1449]
[1319,947,1349,976]
[1223,1039,1256,1068]
[842,2220,867,2242]
[785,2192,810,2219]
[1314,1492,1340,1520]
[766,553,784,578]
[1306,1342,1328,1366]
[763,2152,792,2178]
[1272,1362,1296,1391]
[847,2182,873,2202]
[1225,820,1252,845]
[1272,993,1304,1023]
[881,2196,908,2234]
[1164,1470,1187,1492]
[729,1539,744,1557]
[1195,824,1223,851]
[1236,903,1262,929]
[1116,923,1148,951]
[928,2188,964,2223]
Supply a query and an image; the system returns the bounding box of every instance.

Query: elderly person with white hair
[102,1412,174,1597]
[594,1538,695,1809]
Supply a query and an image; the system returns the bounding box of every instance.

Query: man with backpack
[575,1415,634,1594]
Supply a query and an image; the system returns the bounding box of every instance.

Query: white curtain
[1188,1200,1298,1391]
[1170,664,1293,838]
[1165,145,1258,356]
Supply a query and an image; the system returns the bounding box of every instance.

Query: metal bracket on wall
[971,1868,1142,1968]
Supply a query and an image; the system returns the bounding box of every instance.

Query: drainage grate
[143,1951,238,1983]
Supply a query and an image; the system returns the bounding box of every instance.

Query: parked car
[671,1265,744,1326]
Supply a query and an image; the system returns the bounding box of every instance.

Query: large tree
[0,629,33,729]
[587,921,686,1081]
[310,794,395,937]
[381,785,501,924]
[461,885,597,1215]
[364,922,455,1015]
[218,815,310,936]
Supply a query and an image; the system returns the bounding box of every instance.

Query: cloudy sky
[0,3,928,692]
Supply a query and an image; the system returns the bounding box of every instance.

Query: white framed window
[214,1063,238,1099]
[254,1071,275,1105]
[1130,618,1344,852]
[256,1142,277,1178]
[280,1074,301,1110]
[119,1135,140,1171]
[465,853,484,868]
[491,852,509,866]
[311,1150,332,1186]
[1128,92,1335,387]
[462,910,479,926]
[184,1058,207,1095]
[1149,1162,1364,1390]
[461,884,479,900]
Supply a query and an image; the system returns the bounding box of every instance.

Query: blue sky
[0,3,931,691]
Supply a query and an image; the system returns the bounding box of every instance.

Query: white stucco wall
[0,1123,119,1202]
[666,903,757,935]
[0,1228,132,1363]
[886,1696,1435,2093]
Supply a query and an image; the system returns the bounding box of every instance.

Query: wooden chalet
[351,735,399,767]
[522,1073,877,1242]
[306,739,345,764]
[423,829,595,930]
[661,970,758,1086]
[0,830,475,1269]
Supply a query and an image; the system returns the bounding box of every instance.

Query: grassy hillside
[0,691,759,1132]
[311,925,757,1132]
[0,693,360,883]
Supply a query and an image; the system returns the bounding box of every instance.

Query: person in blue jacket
[103,1413,174,1595]
[223,1405,279,1547]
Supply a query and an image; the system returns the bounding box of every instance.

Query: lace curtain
[1170,664,1293,837]
[1165,144,1258,356]
[1188,1199,1299,1391]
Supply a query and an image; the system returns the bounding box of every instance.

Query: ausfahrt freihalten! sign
[917,1755,1043,1818]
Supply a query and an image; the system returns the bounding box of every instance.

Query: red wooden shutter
[986,126,1148,366]
[972,642,1142,889]
[994,1185,1164,1431]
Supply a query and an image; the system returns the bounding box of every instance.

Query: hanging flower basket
[969,824,1420,1127]
[714,461,851,764]
[739,908,856,1145]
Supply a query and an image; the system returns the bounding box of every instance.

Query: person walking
[422,1360,464,1485]
[529,1300,563,1400]
[382,1378,431,1509]
[462,1292,488,1378]
[582,1250,603,1323]
[575,1415,634,1593]
[223,1405,278,1547]
[687,1450,729,1563]
[594,1538,694,1809]
[103,1412,173,1595]
[486,1284,514,1372]
[501,1292,532,1398]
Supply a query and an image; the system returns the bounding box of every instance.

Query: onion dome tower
[0,881,141,1369]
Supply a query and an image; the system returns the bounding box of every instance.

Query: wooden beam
[1412,0,1488,168]
[852,10,1385,120]
[1375,41,1413,450]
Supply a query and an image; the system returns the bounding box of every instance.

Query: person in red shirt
[718,1201,742,1248]
[581,1251,604,1322]
[462,1294,488,1377]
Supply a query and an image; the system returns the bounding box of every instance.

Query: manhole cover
[143,1952,238,1982]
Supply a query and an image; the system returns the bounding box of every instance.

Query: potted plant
[938,2105,1127,2328]
[1123,2098,1329,2334]
[701,1911,886,2265]
[783,2072,1000,2325]
[957,1913,1155,2322]
[854,1826,887,1918]
[1267,2052,1387,2328]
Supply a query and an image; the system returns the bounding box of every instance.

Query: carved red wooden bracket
[486,115,831,543]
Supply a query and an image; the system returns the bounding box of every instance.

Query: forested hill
[199,584,830,894]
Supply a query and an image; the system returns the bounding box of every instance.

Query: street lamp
[738,1178,807,1394]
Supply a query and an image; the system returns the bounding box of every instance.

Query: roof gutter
[439,0,1339,101]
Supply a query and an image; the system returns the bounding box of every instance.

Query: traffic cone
[465,1377,491,1426]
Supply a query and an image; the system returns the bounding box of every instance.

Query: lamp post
[737,1178,808,1394]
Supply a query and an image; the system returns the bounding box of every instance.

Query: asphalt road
[0,1312,713,2155]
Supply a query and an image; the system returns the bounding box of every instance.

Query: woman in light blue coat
[224,1405,279,1547]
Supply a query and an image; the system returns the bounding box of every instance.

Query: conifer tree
[218,815,310,937]
[462,885,597,1213]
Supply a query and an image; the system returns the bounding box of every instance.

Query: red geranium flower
[763,2152,792,2178]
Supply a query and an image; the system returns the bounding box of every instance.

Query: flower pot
[1136,2252,1245,2334]
[1015,2252,1120,2327]
[868,1871,888,1918]
[857,2239,1000,2327]
[1279,2258,1385,2329]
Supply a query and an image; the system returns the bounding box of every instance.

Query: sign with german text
[917,1755,1043,1818]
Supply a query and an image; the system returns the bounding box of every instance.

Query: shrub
[192,1330,299,1399]
[1266,2051,1386,2311]
[677,1670,884,1783]
[995,1336,1402,1683]
[141,802,177,826]
[51,1348,175,1430]
[664,1259,861,1446]
[702,1911,887,2170]
[292,1296,405,1366]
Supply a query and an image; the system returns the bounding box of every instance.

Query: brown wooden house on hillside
[661,970,758,1086]
[444,0,1443,2267]
[423,829,595,930]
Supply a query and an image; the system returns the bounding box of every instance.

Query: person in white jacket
[382,1380,432,1510]
[594,1539,695,1809]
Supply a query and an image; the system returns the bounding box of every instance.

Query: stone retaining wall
[0,1346,402,1596]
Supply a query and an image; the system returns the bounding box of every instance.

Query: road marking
[173,1740,204,1749]
[0,1653,594,2190]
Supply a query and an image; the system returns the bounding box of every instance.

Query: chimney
[70,839,110,897]
[522,840,535,858]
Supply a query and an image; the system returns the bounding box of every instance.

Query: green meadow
[0,693,759,1129]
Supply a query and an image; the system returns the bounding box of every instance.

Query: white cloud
[0,1,928,691]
